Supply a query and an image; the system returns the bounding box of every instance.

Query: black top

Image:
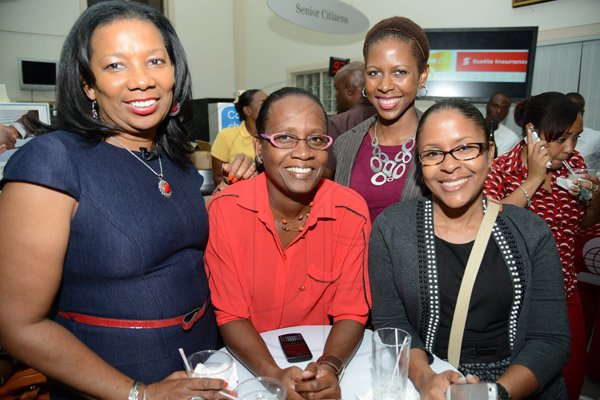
[433,236,512,363]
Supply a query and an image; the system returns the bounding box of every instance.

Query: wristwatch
[316,354,344,379]
[496,383,511,400]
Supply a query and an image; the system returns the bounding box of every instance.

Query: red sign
[329,57,350,76]
[456,51,528,73]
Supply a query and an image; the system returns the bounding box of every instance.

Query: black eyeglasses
[419,143,488,166]
[260,133,333,150]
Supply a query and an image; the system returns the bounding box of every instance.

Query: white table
[223,325,457,399]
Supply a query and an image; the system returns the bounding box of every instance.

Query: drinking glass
[372,328,411,400]
[234,376,287,400]
[186,350,235,385]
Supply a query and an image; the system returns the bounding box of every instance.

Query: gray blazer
[369,197,570,391]
[332,113,427,201]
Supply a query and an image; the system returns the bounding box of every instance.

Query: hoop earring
[362,87,367,98]
[91,100,99,119]
[169,103,181,117]
[417,85,428,98]
[255,156,263,165]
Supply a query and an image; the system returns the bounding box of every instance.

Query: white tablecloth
[222,325,457,399]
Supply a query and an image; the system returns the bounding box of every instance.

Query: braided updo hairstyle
[363,16,430,73]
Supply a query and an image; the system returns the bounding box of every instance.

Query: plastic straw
[178,347,192,372]
[389,334,408,386]
[218,391,239,400]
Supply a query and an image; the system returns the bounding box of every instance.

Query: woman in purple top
[333,16,430,221]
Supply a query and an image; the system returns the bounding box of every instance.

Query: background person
[333,16,430,221]
[370,98,569,400]
[205,87,371,400]
[484,91,600,400]
[0,2,240,399]
[566,92,600,171]
[211,89,267,185]
[324,61,376,178]
[484,92,520,157]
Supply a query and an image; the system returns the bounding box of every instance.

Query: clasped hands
[276,362,341,400]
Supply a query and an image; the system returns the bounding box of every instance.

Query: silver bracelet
[142,384,148,400]
[518,185,532,208]
[128,381,142,400]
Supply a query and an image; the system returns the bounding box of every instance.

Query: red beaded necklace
[278,201,314,232]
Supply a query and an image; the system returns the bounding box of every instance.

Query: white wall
[1,0,599,102]
[0,0,81,102]
[169,0,236,99]
[233,0,600,91]
[0,0,236,102]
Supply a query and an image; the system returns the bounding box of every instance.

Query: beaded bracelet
[518,185,532,208]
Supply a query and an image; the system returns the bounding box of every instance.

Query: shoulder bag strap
[447,197,501,368]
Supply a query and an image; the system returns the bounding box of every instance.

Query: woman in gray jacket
[369,98,569,399]
[333,16,429,221]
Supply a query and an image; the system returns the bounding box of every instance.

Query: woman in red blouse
[484,91,600,400]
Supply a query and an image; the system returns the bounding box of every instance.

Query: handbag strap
[447,197,501,368]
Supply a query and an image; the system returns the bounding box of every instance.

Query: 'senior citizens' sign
[267,0,369,35]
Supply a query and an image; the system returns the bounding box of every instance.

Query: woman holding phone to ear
[484,91,600,400]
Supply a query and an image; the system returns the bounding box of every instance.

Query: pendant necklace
[277,201,314,232]
[370,121,416,186]
[110,136,172,198]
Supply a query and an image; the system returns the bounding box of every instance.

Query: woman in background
[484,92,600,400]
[0,2,240,398]
[211,89,267,185]
[334,16,429,221]
[370,98,569,399]
[206,87,370,400]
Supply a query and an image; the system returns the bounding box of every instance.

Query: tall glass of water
[372,328,411,400]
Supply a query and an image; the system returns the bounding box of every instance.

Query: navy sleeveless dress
[1,131,219,397]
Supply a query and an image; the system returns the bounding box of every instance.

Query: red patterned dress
[484,143,587,298]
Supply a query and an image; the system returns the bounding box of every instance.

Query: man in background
[567,92,600,171]
[485,92,520,157]
[325,61,376,178]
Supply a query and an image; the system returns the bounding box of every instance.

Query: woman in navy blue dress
[0,2,251,399]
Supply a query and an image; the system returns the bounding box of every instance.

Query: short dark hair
[256,87,328,135]
[363,16,429,73]
[416,98,488,146]
[234,89,262,122]
[514,92,579,143]
[487,92,511,106]
[42,0,193,168]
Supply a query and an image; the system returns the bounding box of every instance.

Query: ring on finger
[545,160,552,169]
[191,396,203,400]
[540,145,545,151]
[592,184,599,192]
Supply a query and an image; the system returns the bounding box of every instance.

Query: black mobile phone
[278,333,313,363]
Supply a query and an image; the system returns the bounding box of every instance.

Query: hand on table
[272,366,305,400]
[294,362,341,400]
[144,370,232,400]
[417,370,478,400]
